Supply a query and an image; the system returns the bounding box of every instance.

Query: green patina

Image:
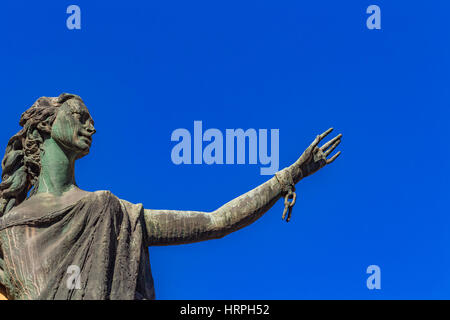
[0,93,341,300]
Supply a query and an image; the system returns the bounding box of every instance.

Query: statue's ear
[36,120,52,135]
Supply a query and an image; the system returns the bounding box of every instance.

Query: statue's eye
[72,111,86,122]
[72,111,91,124]
[81,114,90,124]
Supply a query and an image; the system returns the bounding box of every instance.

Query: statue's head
[47,95,96,159]
[0,93,95,215]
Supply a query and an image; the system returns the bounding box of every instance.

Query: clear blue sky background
[0,1,449,299]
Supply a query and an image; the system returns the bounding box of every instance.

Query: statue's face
[51,99,96,159]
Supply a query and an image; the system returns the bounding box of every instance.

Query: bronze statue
[0,93,341,300]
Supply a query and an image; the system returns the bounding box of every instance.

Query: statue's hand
[276,128,341,222]
[292,128,342,183]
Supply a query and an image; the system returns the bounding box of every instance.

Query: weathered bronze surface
[0,94,341,300]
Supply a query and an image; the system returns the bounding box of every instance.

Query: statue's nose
[86,123,96,135]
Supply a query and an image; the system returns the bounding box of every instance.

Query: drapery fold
[0,191,155,300]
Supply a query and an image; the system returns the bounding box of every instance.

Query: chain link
[282,186,296,222]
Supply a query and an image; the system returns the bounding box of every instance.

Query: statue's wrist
[275,167,297,195]
[290,164,304,184]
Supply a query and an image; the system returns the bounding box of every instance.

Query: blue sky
[0,1,449,299]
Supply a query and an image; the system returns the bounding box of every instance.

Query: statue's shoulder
[0,189,146,234]
[92,190,144,213]
[3,189,91,219]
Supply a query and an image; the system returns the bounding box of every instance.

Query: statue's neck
[37,138,77,195]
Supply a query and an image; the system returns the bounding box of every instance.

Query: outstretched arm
[144,175,283,246]
[144,128,342,246]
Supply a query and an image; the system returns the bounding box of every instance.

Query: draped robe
[0,191,155,300]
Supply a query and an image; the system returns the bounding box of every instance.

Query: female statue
[0,93,341,300]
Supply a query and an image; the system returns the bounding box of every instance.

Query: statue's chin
[76,150,90,159]
[74,145,91,159]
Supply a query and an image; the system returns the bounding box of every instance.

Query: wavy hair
[0,93,83,216]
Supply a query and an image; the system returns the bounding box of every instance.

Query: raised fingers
[324,139,341,157]
[320,127,334,140]
[326,151,341,164]
[309,127,334,151]
[320,133,342,152]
